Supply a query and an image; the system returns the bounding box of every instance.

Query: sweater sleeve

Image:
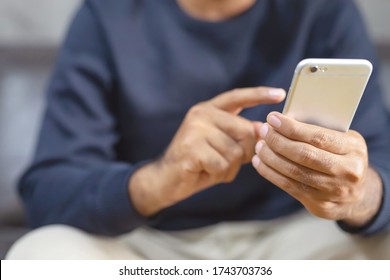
[18,1,150,236]
[309,0,390,235]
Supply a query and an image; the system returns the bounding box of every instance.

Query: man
[7,0,390,259]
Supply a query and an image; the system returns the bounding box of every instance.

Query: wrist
[129,158,178,217]
[342,166,383,227]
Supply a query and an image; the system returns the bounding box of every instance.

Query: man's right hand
[129,87,286,216]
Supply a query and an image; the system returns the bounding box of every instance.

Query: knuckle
[300,146,337,174]
[330,183,360,203]
[242,126,255,139]
[332,185,349,200]
[323,156,337,174]
[349,131,367,154]
[349,130,364,142]
[180,136,195,152]
[279,177,294,191]
[236,126,255,144]
[230,145,245,161]
[310,201,336,219]
[287,164,303,179]
[324,159,342,177]
[301,172,316,186]
[185,119,206,133]
[300,146,315,163]
[180,159,198,174]
[354,143,368,157]
[215,159,230,174]
[355,146,368,158]
[311,129,329,148]
[188,103,206,117]
[345,171,362,184]
[342,161,365,183]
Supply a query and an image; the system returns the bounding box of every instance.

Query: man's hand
[130,87,286,216]
[252,112,383,227]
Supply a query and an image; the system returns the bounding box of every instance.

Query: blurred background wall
[0,0,80,47]
[0,0,390,46]
[0,0,389,257]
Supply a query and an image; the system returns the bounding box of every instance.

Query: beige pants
[6,210,390,260]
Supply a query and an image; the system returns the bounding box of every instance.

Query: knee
[6,225,108,260]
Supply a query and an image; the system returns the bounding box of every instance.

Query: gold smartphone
[283,59,372,132]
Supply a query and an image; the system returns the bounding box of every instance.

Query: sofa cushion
[0,53,50,227]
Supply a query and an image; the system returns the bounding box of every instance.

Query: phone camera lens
[310,66,319,73]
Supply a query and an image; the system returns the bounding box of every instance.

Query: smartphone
[282,58,372,132]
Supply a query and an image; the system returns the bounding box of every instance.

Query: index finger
[265,112,353,154]
[211,87,286,114]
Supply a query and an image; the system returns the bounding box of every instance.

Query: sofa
[0,48,55,259]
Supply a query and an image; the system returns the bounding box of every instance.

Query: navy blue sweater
[20,0,390,236]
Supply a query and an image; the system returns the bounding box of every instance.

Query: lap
[6,211,390,260]
[5,225,142,260]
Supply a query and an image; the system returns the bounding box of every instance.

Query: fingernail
[260,124,269,138]
[268,88,285,98]
[255,141,263,154]
[268,115,282,128]
[252,155,260,168]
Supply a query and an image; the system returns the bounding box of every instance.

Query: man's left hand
[252,112,383,227]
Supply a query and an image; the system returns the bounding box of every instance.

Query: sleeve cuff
[95,160,152,236]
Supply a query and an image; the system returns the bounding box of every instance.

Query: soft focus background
[0,0,389,258]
